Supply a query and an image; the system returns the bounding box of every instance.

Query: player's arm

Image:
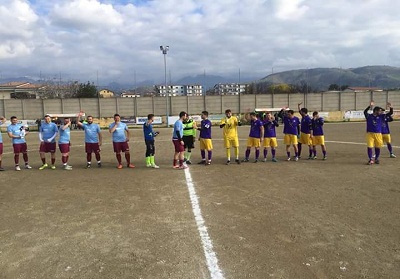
[125,126,130,142]
[193,121,197,137]
[76,111,84,127]
[386,102,393,116]
[98,128,102,146]
[260,125,264,141]
[364,102,373,118]
[297,102,302,113]
[61,121,70,130]
[47,126,58,142]
[277,108,287,119]
[109,122,117,133]
[38,126,44,142]
[7,128,19,139]
[237,115,242,126]
[219,119,226,128]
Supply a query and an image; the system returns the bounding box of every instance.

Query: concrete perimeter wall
[1,91,399,119]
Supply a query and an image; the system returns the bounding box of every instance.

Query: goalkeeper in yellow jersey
[220,109,241,165]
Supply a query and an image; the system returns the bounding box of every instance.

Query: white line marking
[184,168,224,279]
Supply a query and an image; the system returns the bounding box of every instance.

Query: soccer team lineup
[0,101,396,171]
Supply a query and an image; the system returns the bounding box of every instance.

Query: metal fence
[1,91,399,119]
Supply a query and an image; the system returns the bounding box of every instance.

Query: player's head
[225,109,232,118]
[373,106,382,115]
[300,107,308,116]
[147,114,154,122]
[179,111,187,120]
[265,111,272,120]
[201,111,209,120]
[287,109,295,118]
[10,116,18,124]
[44,114,51,123]
[87,115,93,124]
[114,113,121,122]
[312,111,319,118]
[250,112,257,120]
[64,117,70,124]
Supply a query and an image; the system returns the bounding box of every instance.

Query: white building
[213,83,248,95]
[156,84,203,96]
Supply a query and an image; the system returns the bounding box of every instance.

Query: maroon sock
[23,153,28,163]
[41,158,46,164]
[173,159,177,166]
[95,152,101,161]
[14,154,19,165]
[87,153,92,162]
[179,159,184,166]
[62,156,67,164]
[125,153,131,164]
[51,157,55,165]
[116,154,122,164]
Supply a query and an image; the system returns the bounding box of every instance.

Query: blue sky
[1,0,400,85]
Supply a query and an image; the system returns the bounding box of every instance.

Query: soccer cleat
[186,160,192,165]
[198,160,206,165]
[262,158,267,162]
[63,165,73,170]
[322,156,327,160]
[374,159,380,164]
[173,165,180,169]
[146,164,152,167]
[367,160,374,165]
[127,164,135,168]
[25,164,32,169]
[0,167,5,171]
[235,159,241,164]
[226,160,231,165]
[117,164,123,169]
[390,153,396,158]
[272,158,278,162]
[179,165,188,169]
[206,160,211,165]
[253,159,258,163]
[97,162,102,168]
[15,165,21,171]
[294,157,299,162]
[242,158,249,162]
[313,156,318,160]
[39,163,48,170]
[151,164,160,169]
[86,163,91,169]
[307,156,313,160]
[51,165,56,170]
[286,157,291,161]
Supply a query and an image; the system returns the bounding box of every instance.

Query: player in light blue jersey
[58,117,73,170]
[38,115,59,170]
[109,114,135,169]
[77,113,102,168]
[0,116,5,171]
[7,116,32,171]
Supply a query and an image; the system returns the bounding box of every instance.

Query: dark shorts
[40,142,56,153]
[85,142,101,153]
[113,141,129,153]
[0,143,3,155]
[173,139,184,153]
[59,143,70,153]
[183,135,194,149]
[13,143,28,154]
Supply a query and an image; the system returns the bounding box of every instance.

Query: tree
[74,82,98,98]
[328,84,340,91]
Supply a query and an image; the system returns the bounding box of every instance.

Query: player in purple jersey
[381,103,396,158]
[262,112,279,162]
[297,103,313,159]
[364,101,392,165]
[278,108,300,161]
[242,112,264,162]
[311,111,327,160]
[197,111,213,165]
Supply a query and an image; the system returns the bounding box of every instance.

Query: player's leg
[366,133,375,164]
[85,143,92,168]
[0,145,3,170]
[271,138,278,162]
[374,133,383,164]
[39,142,48,170]
[94,144,101,167]
[198,139,206,164]
[145,140,152,167]
[149,141,158,168]
[224,137,231,164]
[321,145,327,160]
[384,134,396,157]
[293,136,299,161]
[50,150,56,169]
[233,138,240,164]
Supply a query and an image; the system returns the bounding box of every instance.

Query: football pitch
[0,122,399,278]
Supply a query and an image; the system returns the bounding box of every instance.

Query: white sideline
[184,168,225,279]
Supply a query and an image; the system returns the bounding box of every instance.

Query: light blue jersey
[7,124,26,144]
[83,123,100,143]
[172,120,183,140]
[40,122,58,142]
[58,125,71,144]
[109,122,128,142]
[0,120,3,143]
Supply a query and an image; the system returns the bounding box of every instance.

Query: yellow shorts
[263,137,278,148]
[382,134,391,144]
[284,134,298,145]
[247,137,261,148]
[224,137,239,148]
[199,138,213,150]
[299,132,312,145]
[366,133,383,148]
[312,135,325,146]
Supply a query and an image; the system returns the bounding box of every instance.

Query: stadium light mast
[160,46,170,126]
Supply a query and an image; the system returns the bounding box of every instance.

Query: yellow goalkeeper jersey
[221,116,239,139]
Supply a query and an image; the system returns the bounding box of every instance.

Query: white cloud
[0,0,400,83]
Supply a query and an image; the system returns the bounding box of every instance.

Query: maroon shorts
[59,143,70,153]
[40,142,56,153]
[85,142,100,153]
[13,143,28,154]
[113,141,129,153]
[173,139,184,153]
[0,143,3,155]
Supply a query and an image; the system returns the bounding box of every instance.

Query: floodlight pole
[160,46,169,126]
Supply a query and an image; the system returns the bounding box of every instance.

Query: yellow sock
[234,147,239,159]
[226,148,231,160]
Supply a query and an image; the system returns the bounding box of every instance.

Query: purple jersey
[300,115,312,134]
[381,115,393,135]
[283,116,300,135]
[365,114,384,133]
[311,117,324,136]
[199,119,212,139]
[249,119,263,138]
[263,120,279,138]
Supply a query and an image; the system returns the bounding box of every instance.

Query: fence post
[21,99,25,119]
[61,98,64,114]
[98,98,101,118]
[321,93,324,111]
[42,99,46,115]
[354,92,357,110]
[152,96,155,114]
